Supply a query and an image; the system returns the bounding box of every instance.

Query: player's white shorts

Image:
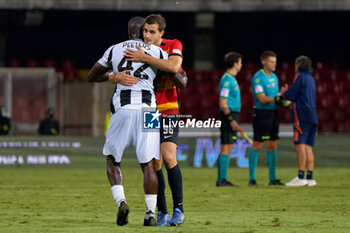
[103,107,160,163]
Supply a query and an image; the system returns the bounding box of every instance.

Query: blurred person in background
[283,55,318,187]
[0,105,11,135]
[38,107,59,136]
[249,50,288,186]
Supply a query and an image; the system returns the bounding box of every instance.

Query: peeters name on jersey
[121,41,151,50]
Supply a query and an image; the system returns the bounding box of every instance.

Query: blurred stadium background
[1,1,350,232]
[0,0,350,135]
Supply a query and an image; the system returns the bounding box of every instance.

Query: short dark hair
[295,55,312,71]
[260,50,277,61]
[145,14,166,31]
[224,51,242,69]
[128,16,144,40]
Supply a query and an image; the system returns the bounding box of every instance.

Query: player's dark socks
[306,170,313,179]
[156,169,167,213]
[167,164,184,213]
[298,170,305,179]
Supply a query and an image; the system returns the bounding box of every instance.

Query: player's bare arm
[169,70,188,89]
[88,62,138,86]
[108,70,139,86]
[256,94,275,104]
[88,62,110,82]
[124,45,182,73]
[219,98,241,132]
[257,84,288,104]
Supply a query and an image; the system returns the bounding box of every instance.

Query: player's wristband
[274,92,282,102]
[225,112,236,122]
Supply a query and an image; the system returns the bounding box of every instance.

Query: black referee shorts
[160,115,179,145]
[220,111,240,144]
[253,109,279,141]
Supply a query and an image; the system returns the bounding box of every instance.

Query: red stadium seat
[197,83,213,95]
[334,109,346,121]
[280,61,292,71]
[345,71,350,82]
[9,59,21,67]
[245,61,259,72]
[346,106,350,117]
[26,59,39,68]
[330,61,340,69]
[329,69,344,82]
[241,92,253,107]
[333,83,344,94]
[278,70,291,84]
[313,71,321,82]
[181,95,200,108]
[44,59,58,70]
[318,122,336,133]
[317,109,330,121]
[316,82,327,95]
[346,120,350,132]
[343,83,350,93]
[200,94,218,109]
[338,95,350,108]
[200,108,219,120]
[62,59,79,81]
[326,83,336,94]
[244,70,255,83]
[192,71,203,82]
[315,61,328,72]
[336,122,347,132]
[209,70,224,83]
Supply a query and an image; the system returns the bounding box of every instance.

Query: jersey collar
[261,69,272,77]
[225,72,235,78]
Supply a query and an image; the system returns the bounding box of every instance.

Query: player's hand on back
[108,70,139,86]
[124,45,146,62]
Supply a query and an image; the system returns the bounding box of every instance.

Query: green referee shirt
[219,72,241,112]
[251,69,279,110]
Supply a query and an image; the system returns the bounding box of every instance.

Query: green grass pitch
[0,136,349,232]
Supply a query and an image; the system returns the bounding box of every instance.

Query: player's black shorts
[160,115,179,144]
[220,111,239,144]
[253,109,279,141]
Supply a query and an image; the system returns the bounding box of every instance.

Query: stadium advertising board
[0,140,80,165]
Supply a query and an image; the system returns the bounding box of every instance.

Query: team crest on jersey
[143,109,161,129]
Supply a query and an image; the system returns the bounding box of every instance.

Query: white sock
[145,194,157,215]
[111,185,126,207]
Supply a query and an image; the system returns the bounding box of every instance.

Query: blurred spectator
[0,105,11,135]
[38,108,60,135]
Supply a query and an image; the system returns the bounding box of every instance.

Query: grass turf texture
[0,136,349,232]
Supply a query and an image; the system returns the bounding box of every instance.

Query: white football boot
[306,179,317,187]
[285,177,308,187]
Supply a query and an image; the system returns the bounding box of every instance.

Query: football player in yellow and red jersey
[124,14,186,226]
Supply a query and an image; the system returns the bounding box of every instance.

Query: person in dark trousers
[249,51,288,186]
[38,108,60,135]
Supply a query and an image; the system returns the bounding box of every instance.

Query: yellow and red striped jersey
[156,39,183,116]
